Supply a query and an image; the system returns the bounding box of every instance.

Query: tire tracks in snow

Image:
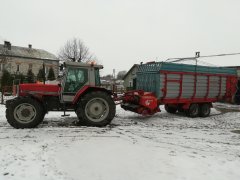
[113,111,240,159]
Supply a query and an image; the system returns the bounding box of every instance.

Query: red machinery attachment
[121,90,160,116]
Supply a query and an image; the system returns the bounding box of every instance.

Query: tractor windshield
[64,67,88,93]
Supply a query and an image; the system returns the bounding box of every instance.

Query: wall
[0,57,59,80]
[123,66,137,89]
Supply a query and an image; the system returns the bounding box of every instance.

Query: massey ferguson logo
[145,100,153,106]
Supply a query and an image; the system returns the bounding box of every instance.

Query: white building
[0,41,59,81]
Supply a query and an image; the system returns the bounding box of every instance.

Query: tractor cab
[61,61,103,102]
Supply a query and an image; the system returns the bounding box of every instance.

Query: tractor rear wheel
[76,91,116,127]
[6,97,44,128]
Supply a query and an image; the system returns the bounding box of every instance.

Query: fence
[101,84,125,94]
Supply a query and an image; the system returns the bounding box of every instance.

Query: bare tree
[117,70,127,80]
[58,38,97,63]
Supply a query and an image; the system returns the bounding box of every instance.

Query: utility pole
[195,51,200,70]
[113,69,116,93]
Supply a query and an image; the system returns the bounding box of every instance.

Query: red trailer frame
[159,70,237,106]
[121,69,238,117]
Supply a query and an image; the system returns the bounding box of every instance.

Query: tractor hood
[19,83,60,96]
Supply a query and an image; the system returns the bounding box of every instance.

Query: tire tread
[76,91,116,127]
[6,97,44,129]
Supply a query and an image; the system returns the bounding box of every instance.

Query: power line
[196,59,218,67]
[166,52,240,62]
[199,52,240,58]
[165,52,240,66]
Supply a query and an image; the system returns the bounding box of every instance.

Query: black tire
[199,103,211,117]
[186,103,200,118]
[76,91,116,127]
[165,104,177,114]
[177,105,185,113]
[6,97,44,128]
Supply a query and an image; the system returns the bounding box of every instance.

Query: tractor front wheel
[6,97,44,128]
[76,91,116,127]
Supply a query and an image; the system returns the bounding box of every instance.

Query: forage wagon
[5,61,238,128]
[121,61,238,117]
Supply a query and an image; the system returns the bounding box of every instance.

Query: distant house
[0,41,59,82]
[101,78,124,93]
[123,64,138,90]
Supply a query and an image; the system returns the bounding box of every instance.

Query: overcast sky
[0,0,240,75]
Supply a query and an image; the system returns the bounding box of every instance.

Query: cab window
[64,67,88,93]
[95,68,101,86]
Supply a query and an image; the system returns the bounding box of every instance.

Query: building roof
[122,64,138,80]
[64,61,103,69]
[0,43,58,61]
[224,66,240,69]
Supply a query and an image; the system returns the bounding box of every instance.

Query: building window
[17,64,20,72]
[0,64,5,71]
[129,81,132,87]
[29,64,32,70]
[45,66,49,75]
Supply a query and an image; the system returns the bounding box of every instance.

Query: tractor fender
[72,85,112,105]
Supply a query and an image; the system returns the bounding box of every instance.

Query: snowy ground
[0,104,240,180]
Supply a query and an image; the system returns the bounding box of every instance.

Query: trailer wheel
[165,104,177,114]
[177,105,185,113]
[6,97,44,128]
[199,103,211,117]
[186,104,200,118]
[76,91,116,127]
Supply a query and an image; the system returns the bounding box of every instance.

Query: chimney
[28,44,32,49]
[4,41,11,50]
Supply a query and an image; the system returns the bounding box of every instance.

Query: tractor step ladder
[61,103,70,117]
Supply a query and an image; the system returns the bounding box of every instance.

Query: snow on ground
[0,104,240,180]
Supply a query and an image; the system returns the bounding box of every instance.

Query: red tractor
[5,61,116,128]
